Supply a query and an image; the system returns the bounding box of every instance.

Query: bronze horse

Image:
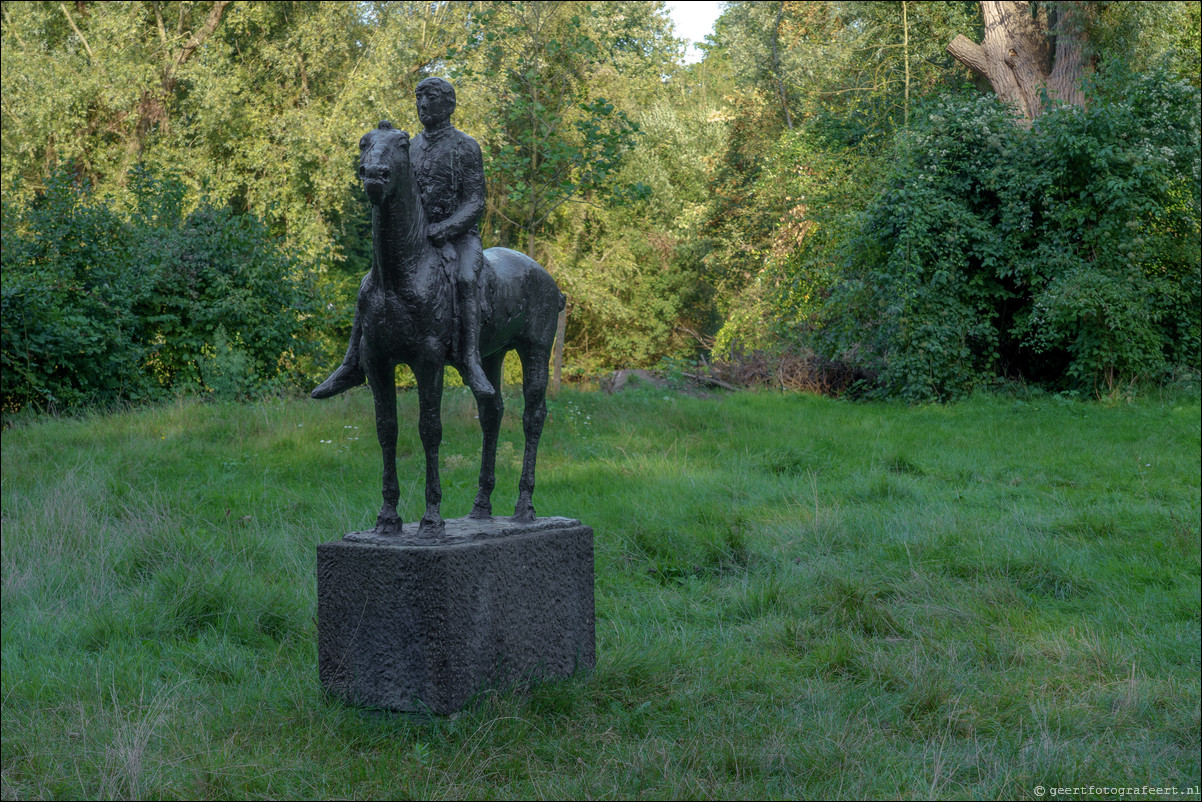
[355,121,564,536]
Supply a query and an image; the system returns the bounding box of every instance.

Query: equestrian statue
[311,78,565,536]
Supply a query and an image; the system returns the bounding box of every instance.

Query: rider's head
[415,77,456,129]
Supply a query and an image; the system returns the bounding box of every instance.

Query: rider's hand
[427,223,447,246]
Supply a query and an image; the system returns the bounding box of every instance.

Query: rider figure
[312,77,495,400]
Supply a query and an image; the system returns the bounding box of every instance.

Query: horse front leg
[366,359,401,534]
[415,361,445,536]
[470,352,506,520]
[514,345,550,523]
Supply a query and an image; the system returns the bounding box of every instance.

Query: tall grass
[3,384,1199,799]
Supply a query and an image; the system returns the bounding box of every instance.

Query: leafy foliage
[448,1,698,373]
[3,1,1199,401]
[451,2,649,255]
[820,67,1201,400]
[1,166,317,412]
[545,85,729,374]
[698,1,980,356]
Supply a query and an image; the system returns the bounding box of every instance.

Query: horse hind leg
[514,344,550,523]
[470,352,506,520]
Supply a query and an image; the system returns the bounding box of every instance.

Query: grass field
[2,382,1199,799]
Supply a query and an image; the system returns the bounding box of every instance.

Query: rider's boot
[311,317,366,399]
[459,284,495,399]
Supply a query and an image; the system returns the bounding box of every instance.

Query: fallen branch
[682,372,739,391]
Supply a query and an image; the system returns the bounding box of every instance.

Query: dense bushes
[819,68,1201,400]
[1,167,318,412]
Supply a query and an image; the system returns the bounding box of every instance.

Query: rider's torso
[412,126,481,230]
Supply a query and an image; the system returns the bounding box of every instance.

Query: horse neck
[371,163,431,294]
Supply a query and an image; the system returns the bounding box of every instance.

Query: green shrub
[821,67,1201,400]
[2,170,151,409]
[1,166,318,412]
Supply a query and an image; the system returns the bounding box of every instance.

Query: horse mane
[361,121,410,152]
[375,120,409,147]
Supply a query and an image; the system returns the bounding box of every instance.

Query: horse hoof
[418,518,445,537]
[469,502,492,520]
[513,505,535,524]
[374,512,403,534]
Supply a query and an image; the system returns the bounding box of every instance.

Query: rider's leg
[311,275,367,399]
[456,235,494,399]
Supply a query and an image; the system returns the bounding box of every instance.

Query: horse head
[358,121,411,207]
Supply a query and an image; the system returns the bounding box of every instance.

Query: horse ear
[378,120,393,130]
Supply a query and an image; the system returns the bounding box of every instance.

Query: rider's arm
[431,136,486,242]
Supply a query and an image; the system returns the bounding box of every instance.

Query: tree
[455,1,648,390]
[3,1,707,388]
[545,90,725,374]
[948,1,1202,122]
[2,1,484,383]
[0,1,230,190]
[699,0,1199,399]
[947,1,1089,122]
[695,1,978,354]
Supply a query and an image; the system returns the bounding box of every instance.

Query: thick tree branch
[152,1,169,47]
[947,34,989,79]
[163,0,229,89]
[1047,4,1087,107]
[58,2,95,65]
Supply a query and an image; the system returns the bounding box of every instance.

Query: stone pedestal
[317,516,594,715]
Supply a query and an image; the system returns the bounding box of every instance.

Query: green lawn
[2,384,1199,799]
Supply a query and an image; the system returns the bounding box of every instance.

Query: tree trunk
[903,1,910,128]
[947,1,1088,123]
[552,307,566,397]
[772,2,793,131]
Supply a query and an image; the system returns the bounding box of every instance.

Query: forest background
[2,0,1199,413]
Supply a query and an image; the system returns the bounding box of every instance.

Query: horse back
[479,247,564,354]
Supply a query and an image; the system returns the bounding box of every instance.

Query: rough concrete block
[317,516,594,714]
